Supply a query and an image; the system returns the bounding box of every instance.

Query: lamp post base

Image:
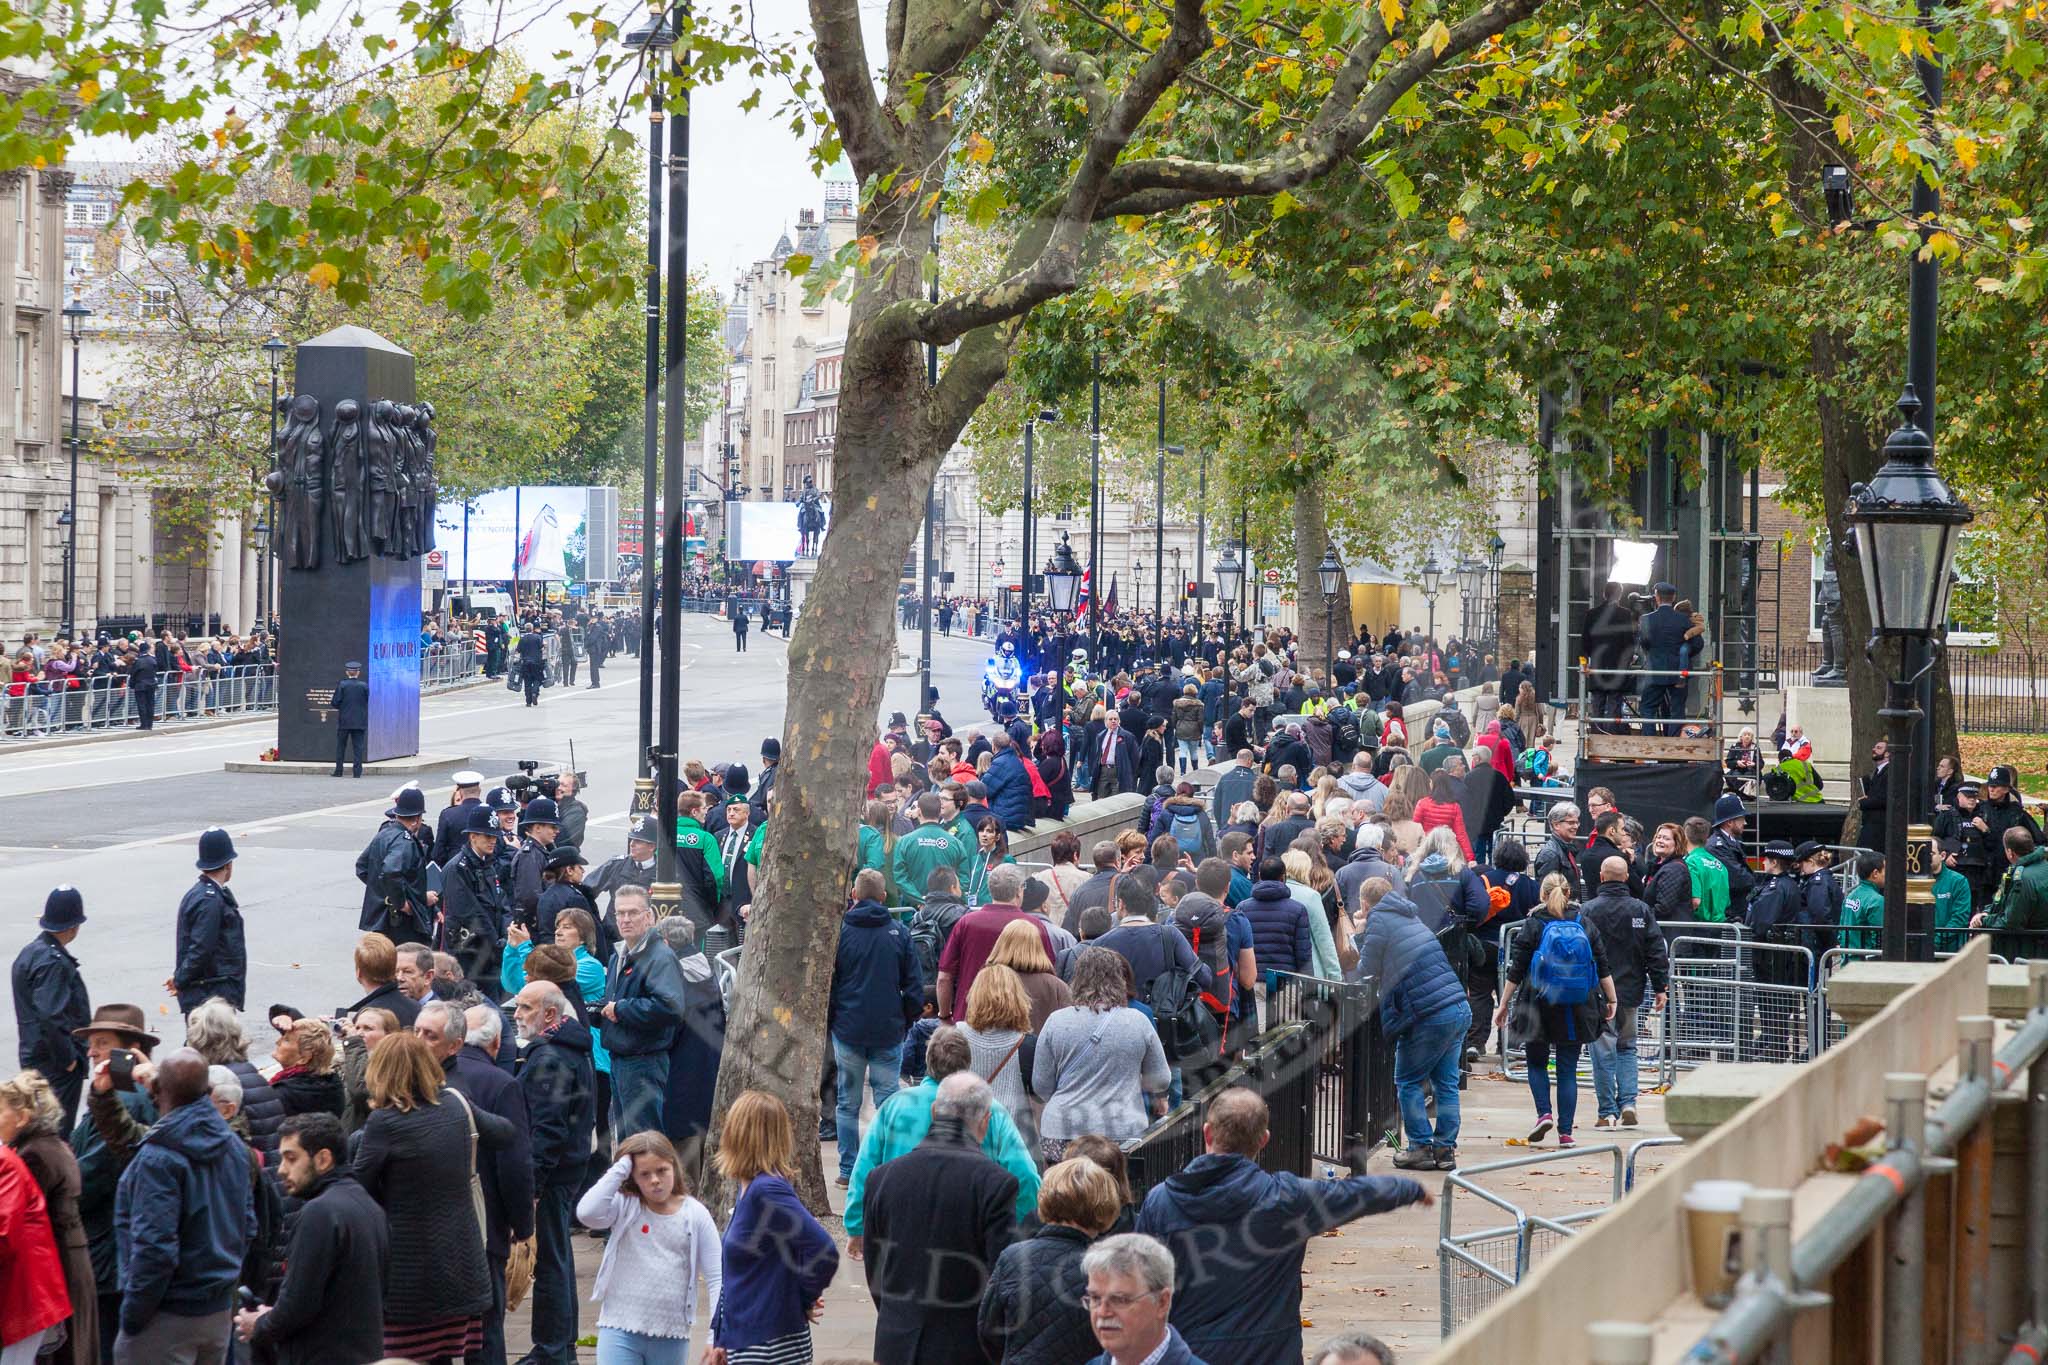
[648,880,683,922]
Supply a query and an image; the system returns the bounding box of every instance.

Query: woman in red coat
[0,1140,68,1364]
[1414,767,1476,863]
[0,1072,92,1365]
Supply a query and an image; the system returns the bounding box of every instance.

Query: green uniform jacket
[674,813,726,902]
[1839,880,1885,952]
[857,825,887,874]
[892,823,969,906]
[1933,865,1973,954]
[1685,847,1730,923]
[945,815,977,861]
[1985,847,2048,959]
[746,819,767,867]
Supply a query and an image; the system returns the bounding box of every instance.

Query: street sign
[1263,568,1283,584]
[423,548,446,589]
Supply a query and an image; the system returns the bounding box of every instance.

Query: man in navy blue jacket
[828,869,924,1185]
[513,982,596,1365]
[983,730,1036,831]
[1137,1088,1429,1365]
[1637,582,1701,735]
[601,885,688,1137]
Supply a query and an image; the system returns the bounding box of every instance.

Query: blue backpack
[1170,808,1204,856]
[1528,916,1598,1005]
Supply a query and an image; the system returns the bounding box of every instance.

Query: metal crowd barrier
[1268,971,1400,1171]
[1658,936,1817,1084]
[4,648,489,742]
[1439,1144,1626,1338]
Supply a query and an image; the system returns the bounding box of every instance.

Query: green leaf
[784,252,812,276]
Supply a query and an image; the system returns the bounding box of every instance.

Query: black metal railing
[1774,639,2048,734]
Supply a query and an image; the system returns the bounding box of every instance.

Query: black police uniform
[331,666,370,776]
[431,795,485,867]
[13,920,91,1128]
[440,826,513,998]
[175,878,245,1011]
[357,817,433,941]
[516,630,546,706]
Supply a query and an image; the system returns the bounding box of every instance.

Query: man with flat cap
[430,769,487,866]
[356,787,433,942]
[13,885,92,1129]
[330,660,370,778]
[171,829,246,1013]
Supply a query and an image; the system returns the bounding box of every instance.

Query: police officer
[1793,841,1841,957]
[12,885,92,1129]
[511,795,562,938]
[1935,782,1996,906]
[430,769,487,866]
[585,613,611,689]
[356,786,434,941]
[439,805,512,998]
[1979,764,2044,892]
[516,626,546,706]
[585,815,657,951]
[486,785,523,879]
[331,659,370,777]
[171,828,246,1012]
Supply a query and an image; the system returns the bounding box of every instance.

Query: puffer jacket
[113,1097,256,1334]
[1171,696,1206,742]
[1353,888,1466,1039]
[1148,796,1216,860]
[977,1223,1096,1365]
[1241,881,1312,975]
[984,748,1035,831]
[221,1058,287,1168]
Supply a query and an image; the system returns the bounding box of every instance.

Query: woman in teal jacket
[502,908,610,1076]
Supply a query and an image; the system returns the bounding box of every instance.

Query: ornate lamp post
[1316,541,1344,677]
[1846,387,1971,962]
[1214,545,1243,643]
[1043,534,1082,614]
[1456,556,1486,645]
[1419,555,1444,649]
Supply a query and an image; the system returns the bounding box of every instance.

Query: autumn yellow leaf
[77,79,100,102]
[966,132,994,164]
[857,234,879,266]
[1954,136,1979,171]
[1833,112,1852,145]
[1379,0,1403,32]
[1447,214,1468,240]
[1421,18,1450,55]
[307,262,341,290]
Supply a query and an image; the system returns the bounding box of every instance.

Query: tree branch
[809,0,902,179]
[1020,2,1110,123]
[901,0,1022,85]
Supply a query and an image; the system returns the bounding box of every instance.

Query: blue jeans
[1525,1039,1583,1135]
[834,1037,904,1178]
[1176,738,1203,772]
[1589,1005,1639,1120]
[1394,1004,1471,1149]
[530,1185,579,1362]
[595,1328,689,1365]
[610,1051,670,1138]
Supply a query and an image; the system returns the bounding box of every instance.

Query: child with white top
[574,1130,723,1365]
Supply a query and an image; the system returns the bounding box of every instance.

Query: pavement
[500,1070,1681,1362]
[0,615,1000,1067]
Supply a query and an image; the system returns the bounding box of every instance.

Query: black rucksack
[1147,923,1222,1064]
[908,901,962,983]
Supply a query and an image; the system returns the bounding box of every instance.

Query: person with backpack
[1490,872,1617,1147]
[910,866,974,1010]
[1174,861,1258,1076]
[1468,839,1541,1063]
[1578,857,1668,1131]
[1150,782,1218,862]
[1092,878,1215,1059]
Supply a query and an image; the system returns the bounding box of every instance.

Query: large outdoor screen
[434,486,619,583]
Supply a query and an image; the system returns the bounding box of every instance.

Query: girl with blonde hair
[706,1091,838,1364]
[1491,872,1617,1148]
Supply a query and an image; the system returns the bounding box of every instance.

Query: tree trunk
[1291,481,1352,679]
[701,176,1014,1214]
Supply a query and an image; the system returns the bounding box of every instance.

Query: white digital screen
[434,486,618,583]
[727,501,802,563]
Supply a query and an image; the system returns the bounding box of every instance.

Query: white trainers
[1620,1106,1639,1129]
[1592,1115,1619,1131]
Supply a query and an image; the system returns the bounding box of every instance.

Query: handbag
[443,1087,490,1251]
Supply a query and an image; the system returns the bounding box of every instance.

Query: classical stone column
[131,493,155,626]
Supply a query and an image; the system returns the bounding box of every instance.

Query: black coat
[174,876,246,1011]
[977,1222,1096,1365]
[273,1070,346,1119]
[222,1058,287,1169]
[862,1122,1018,1365]
[352,1092,515,1324]
[248,1171,388,1365]
[345,979,420,1029]
[12,931,89,1080]
[356,820,432,941]
[330,677,369,730]
[438,845,510,991]
[444,1048,535,1256]
[1577,882,1670,1010]
[519,1018,596,1189]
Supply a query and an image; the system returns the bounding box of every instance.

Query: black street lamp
[60,297,89,639]
[1419,555,1444,649]
[1847,386,1971,963]
[1316,541,1343,676]
[1020,408,1055,637]
[1214,544,1242,643]
[1043,533,1082,614]
[1157,441,1183,662]
[626,9,673,797]
[261,333,287,636]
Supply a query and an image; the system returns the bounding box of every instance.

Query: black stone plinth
[277,326,421,763]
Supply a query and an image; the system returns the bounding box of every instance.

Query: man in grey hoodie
[1335,752,1388,813]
